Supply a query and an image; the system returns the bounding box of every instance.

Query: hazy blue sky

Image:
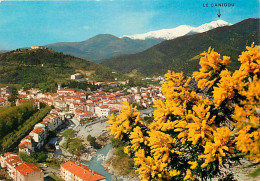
[0,0,259,49]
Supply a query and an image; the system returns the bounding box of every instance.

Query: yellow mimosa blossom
[107,101,143,139]
[148,130,176,162]
[241,76,260,104]
[199,127,233,167]
[188,161,198,169]
[184,169,194,180]
[169,169,180,177]
[186,103,216,144]
[193,47,231,89]
[162,71,191,100]
[134,148,169,180]
[238,44,260,75]
[129,126,148,151]
[231,70,248,91]
[235,125,260,162]
[124,146,130,154]
[213,70,235,107]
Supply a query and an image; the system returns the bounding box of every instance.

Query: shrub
[107,45,260,180]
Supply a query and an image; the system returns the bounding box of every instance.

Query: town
[0,76,165,181]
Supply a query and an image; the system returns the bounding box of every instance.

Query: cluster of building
[0,86,12,107]
[0,152,44,181]
[0,153,106,181]
[14,85,163,122]
[18,109,64,155]
[126,86,163,106]
[70,71,130,87]
[0,105,106,181]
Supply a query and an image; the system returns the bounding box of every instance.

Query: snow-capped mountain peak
[122,25,194,40]
[194,20,232,33]
[122,20,232,40]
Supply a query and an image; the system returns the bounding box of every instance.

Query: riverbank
[84,144,113,181]
[102,148,139,181]
[54,117,109,159]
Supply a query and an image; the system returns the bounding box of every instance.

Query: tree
[68,138,84,155]
[107,45,260,180]
[62,129,75,149]
[128,78,136,87]
[62,129,75,139]
[33,152,47,162]
[111,137,124,148]
[87,134,101,149]
[8,87,18,104]
[87,134,96,143]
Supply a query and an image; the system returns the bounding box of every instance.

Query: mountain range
[46,35,163,63]
[102,18,260,76]
[1,18,257,83]
[46,20,231,63]
[122,20,231,40]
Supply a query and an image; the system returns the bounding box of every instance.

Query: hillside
[46,34,163,63]
[0,48,123,91]
[102,18,260,76]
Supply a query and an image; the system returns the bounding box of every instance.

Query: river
[48,137,62,154]
[84,144,112,181]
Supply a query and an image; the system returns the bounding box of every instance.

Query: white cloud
[83,26,90,30]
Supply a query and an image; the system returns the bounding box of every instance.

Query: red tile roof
[18,143,29,149]
[30,127,44,135]
[15,163,41,176]
[100,105,109,109]
[0,98,6,103]
[61,161,105,181]
[39,121,49,126]
[3,152,16,157]
[110,108,119,112]
[80,111,94,116]
[5,156,24,166]
[56,100,65,103]
[17,99,37,104]
[21,136,32,141]
[58,89,75,92]
[17,95,27,99]
[76,109,83,113]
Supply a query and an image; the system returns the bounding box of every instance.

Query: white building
[75,111,95,121]
[95,105,111,118]
[0,98,9,107]
[18,136,35,155]
[57,89,75,95]
[29,128,45,150]
[71,73,83,80]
